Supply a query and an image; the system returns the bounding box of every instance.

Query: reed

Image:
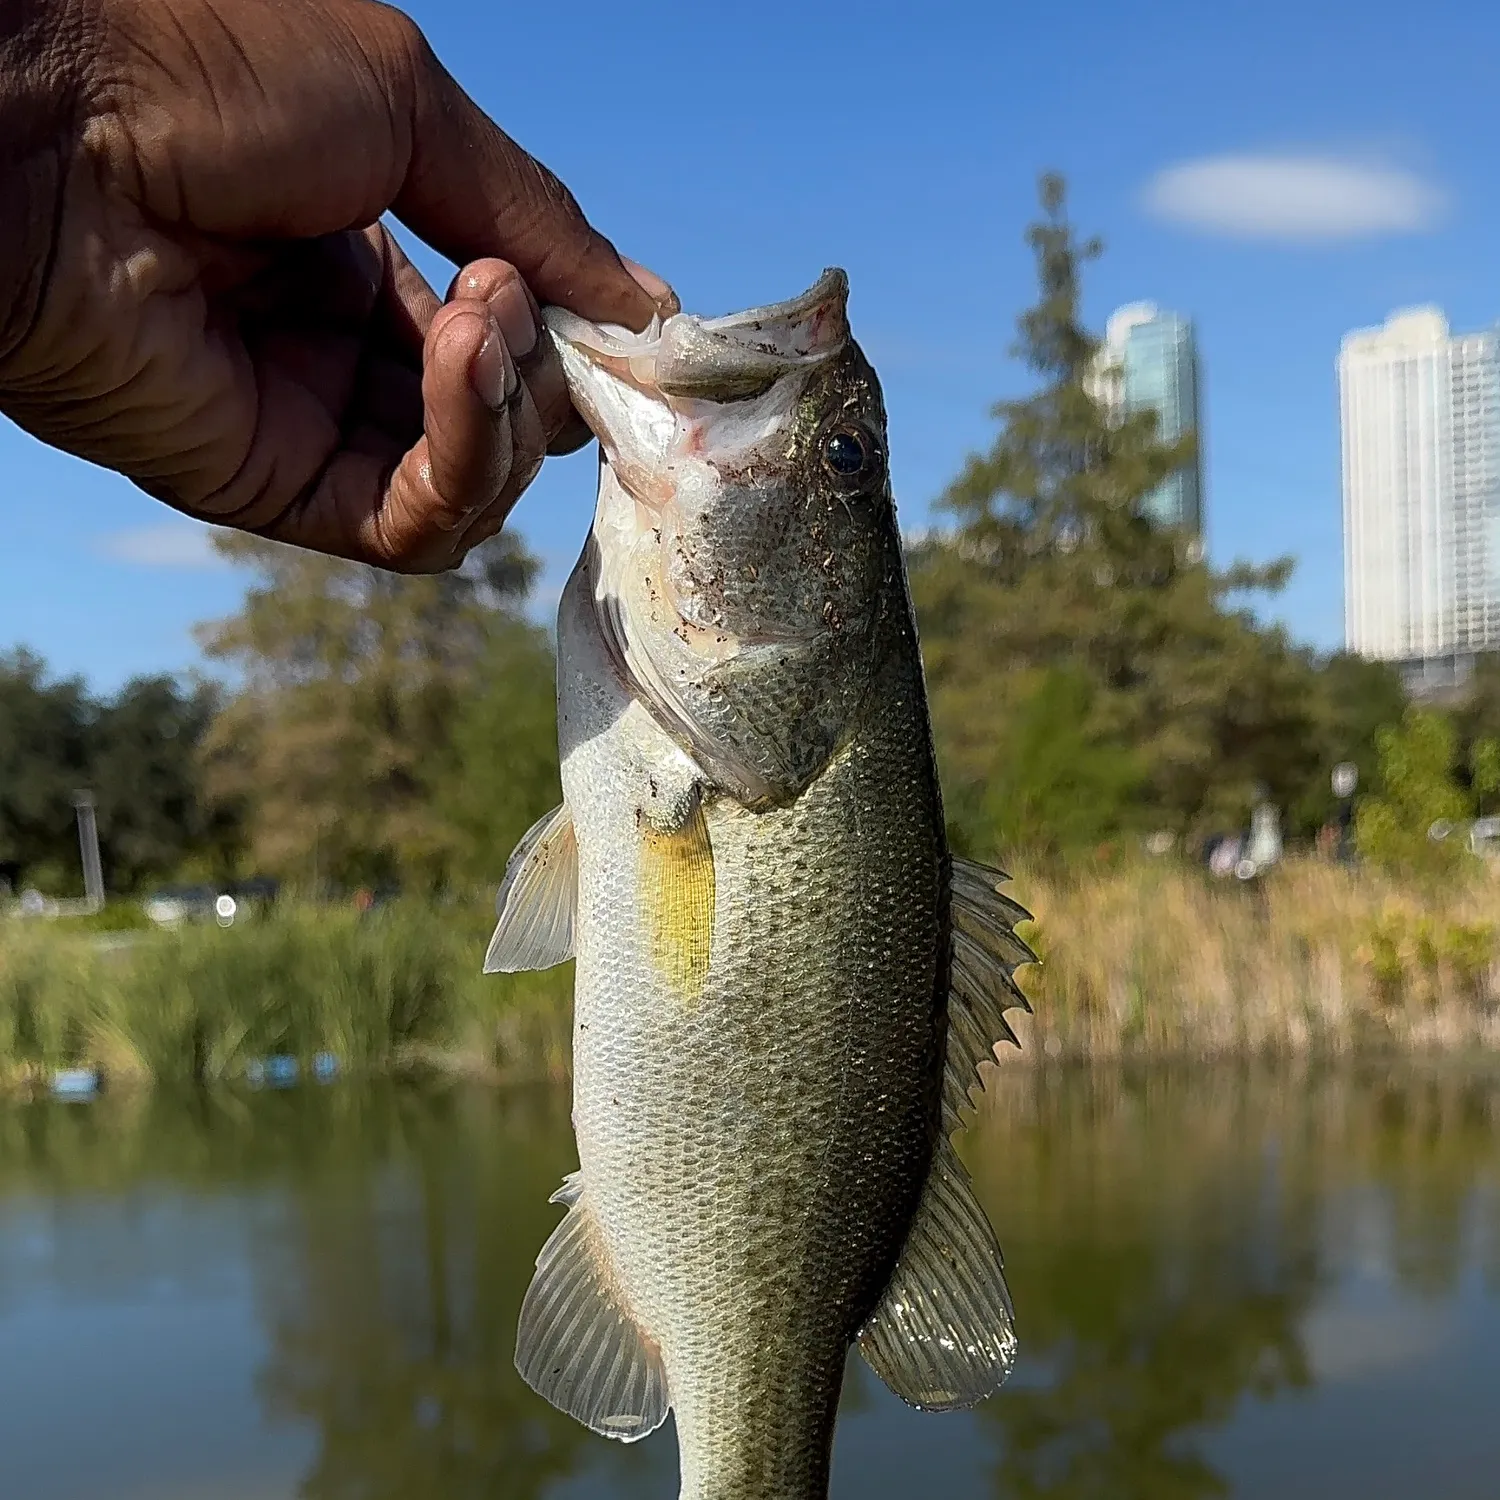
[0,898,571,1093]
[4,860,1500,1093]
[1007,858,1500,1061]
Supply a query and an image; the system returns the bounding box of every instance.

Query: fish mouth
[544,268,850,404]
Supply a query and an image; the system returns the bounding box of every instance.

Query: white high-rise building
[1340,308,1500,675]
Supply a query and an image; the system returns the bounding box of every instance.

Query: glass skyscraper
[1091,303,1205,537]
[1340,307,1500,680]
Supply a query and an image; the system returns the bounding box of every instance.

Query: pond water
[3,1061,1500,1499]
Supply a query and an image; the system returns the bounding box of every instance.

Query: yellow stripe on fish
[638,801,715,1001]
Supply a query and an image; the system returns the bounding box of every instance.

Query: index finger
[382,12,674,329]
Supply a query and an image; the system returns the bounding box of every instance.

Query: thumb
[385,21,673,329]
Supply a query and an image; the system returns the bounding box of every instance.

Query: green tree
[198,530,556,893]
[90,674,233,890]
[1291,651,1408,836]
[938,663,1144,860]
[910,174,1321,861]
[431,617,561,888]
[1356,708,1472,876]
[1472,738,1500,817]
[0,649,92,891]
[0,651,238,894]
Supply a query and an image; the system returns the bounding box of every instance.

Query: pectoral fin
[857,1142,1016,1410]
[515,1174,671,1442]
[484,804,577,973]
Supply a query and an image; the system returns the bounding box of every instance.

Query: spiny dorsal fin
[484,804,577,973]
[857,1140,1016,1409]
[942,856,1037,1129]
[515,1173,671,1442]
[952,858,1037,977]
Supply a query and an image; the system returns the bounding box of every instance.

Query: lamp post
[1331,763,1359,865]
[71,791,105,913]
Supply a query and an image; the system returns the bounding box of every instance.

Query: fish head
[547,269,900,808]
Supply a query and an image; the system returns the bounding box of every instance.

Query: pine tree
[910,174,1322,861]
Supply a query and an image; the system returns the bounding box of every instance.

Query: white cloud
[1143,153,1446,242]
[97,522,232,570]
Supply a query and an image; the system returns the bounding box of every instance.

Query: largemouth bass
[485,269,1035,1499]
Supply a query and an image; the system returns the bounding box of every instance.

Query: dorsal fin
[941,856,1037,1133]
[515,1174,671,1442]
[484,804,577,974]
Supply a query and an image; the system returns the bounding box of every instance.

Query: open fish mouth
[544,268,851,403]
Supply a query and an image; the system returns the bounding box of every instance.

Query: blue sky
[2,0,1496,692]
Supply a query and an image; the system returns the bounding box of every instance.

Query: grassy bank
[0,898,571,1094]
[4,860,1500,1094]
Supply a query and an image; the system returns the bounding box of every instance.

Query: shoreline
[4,860,1499,1096]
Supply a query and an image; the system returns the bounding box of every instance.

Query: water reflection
[2,1064,1500,1498]
[967,1068,1322,1500]
[247,1088,600,1500]
[964,1062,1500,1500]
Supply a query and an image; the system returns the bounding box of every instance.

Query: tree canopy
[0,651,220,893]
[198,530,559,894]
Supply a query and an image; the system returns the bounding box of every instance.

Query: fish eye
[822,428,873,480]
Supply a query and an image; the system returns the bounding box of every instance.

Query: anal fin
[857,1142,1016,1410]
[515,1174,670,1442]
[485,803,577,973]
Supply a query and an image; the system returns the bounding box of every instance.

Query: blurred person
[0,0,673,571]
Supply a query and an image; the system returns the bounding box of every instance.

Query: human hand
[0,0,673,569]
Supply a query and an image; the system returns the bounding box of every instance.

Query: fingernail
[622,257,680,316]
[469,316,516,412]
[492,289,539,360]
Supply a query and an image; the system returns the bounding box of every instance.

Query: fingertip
[621,258,680,319]
[566,241,663,332]
[429,301,516,415]
[468,320,512,412]
[417,300,514,527]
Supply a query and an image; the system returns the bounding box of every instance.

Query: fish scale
[485,269,1035,1499]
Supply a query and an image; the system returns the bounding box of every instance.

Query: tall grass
[1009,858,1500,1060]
[0,899,571,1093]
[5,860,1500,1092]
